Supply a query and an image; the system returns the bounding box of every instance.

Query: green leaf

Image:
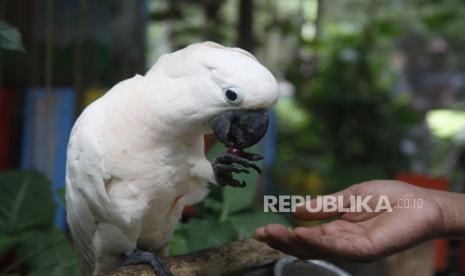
[0,21,25,51]
[0,235,16,258]
[169,218,237,255]
[167,231,189,256]
[17,230,80,276]
[0,170,55,235]
[229,211,290,239]
[221,178,257,216]
[200,196,222,212]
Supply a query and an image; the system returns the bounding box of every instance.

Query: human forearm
[431,189,465,238]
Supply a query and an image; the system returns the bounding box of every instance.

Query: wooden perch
[103,239,283,276]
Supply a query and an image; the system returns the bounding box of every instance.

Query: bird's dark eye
[223,87,244,105]
[225,90,238,101]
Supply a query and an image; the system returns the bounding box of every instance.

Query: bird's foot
[212,150,263,188]
[122,248,173,276]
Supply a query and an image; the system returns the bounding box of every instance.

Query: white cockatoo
[65,41,279,276]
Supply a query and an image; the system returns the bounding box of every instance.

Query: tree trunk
[237,0,253,51]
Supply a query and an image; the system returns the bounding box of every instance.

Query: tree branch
[103,239,283,276]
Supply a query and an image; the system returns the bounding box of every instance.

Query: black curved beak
[210,109,269,149]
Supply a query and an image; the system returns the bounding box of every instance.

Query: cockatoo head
[146,41,279,150]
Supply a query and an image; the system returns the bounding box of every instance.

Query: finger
[253,226,266,242]
[294,186,354,221]
[292,225,349,260]
[259,224,318,259]
[292,224,374,261]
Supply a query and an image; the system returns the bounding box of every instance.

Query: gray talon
[240,151,264,161]
[123,248,173,276]
[212,152,262,188]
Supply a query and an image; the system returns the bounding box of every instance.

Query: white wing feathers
[66,105,113,275]
[66,76,163,275]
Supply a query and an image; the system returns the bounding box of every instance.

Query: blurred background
[1,0,465,275]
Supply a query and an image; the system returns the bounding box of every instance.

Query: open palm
[254,181,445,261]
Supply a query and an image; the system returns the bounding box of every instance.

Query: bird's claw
[122,248,173,276]
[237,151,264,161]
[212,152,262,188]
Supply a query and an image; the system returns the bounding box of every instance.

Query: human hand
[254,180,465,261]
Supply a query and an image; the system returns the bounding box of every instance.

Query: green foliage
[168,143,290,255]
[272,1,425,195]
[18,230,80,276]
[0,21,25,52]
[0,171,55,234]
[0,171,80,275]
[0,235,15,257]
[169,219,237,255]
[229,211,289,239]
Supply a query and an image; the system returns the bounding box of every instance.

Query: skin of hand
[254,180,465,262]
